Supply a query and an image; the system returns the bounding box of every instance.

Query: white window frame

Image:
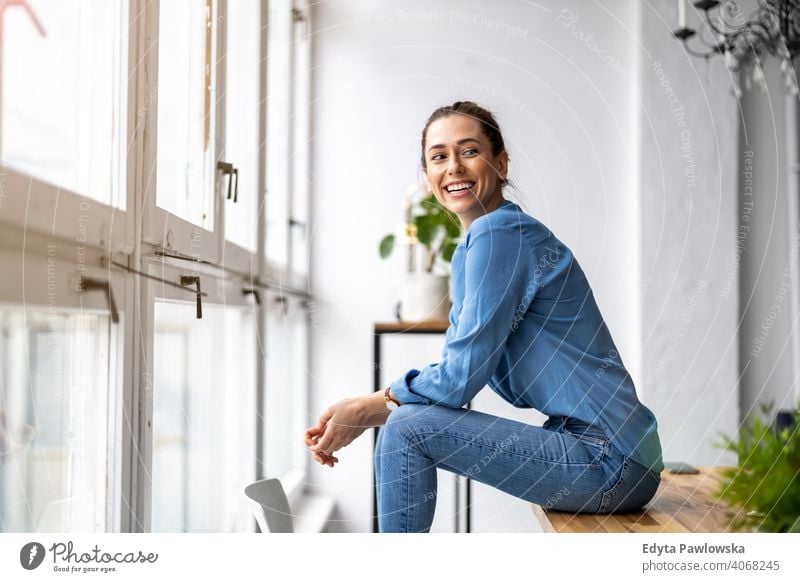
[0,0,135,255]
[0,0,315,533]
[0,235,128,533]
[139,0,262,274]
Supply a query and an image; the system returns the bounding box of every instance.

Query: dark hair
[420,101,506,170]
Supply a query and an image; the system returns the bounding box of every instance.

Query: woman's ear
[497,151,509,182]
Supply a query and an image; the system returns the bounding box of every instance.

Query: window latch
[242,287,261,305]
[180,276,203,319]
[217,161,239,203]
[78,277,120,324]
[275,295,288,315]
[288,215,307,236]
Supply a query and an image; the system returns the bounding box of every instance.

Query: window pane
[264,296,307,479]
[0,0,127,208]
[265,0,292,271]
[223,0,260,251]
[0,307,116,532]
[156,0,215,229]
[152,302,256,532]
[290,11,310,278]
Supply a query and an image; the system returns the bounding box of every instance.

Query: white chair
[244,478,293,533]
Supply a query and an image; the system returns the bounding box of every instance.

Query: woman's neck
[459,192,506,230]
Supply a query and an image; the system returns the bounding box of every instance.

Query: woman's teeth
[446,182,475,196]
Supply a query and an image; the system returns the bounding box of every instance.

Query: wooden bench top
[531,466,747,533]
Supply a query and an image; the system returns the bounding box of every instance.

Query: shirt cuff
[390,369,433,405]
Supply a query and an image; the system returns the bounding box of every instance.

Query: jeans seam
[563,430,608,447]
[599,457,629,513]
[411,428,603,468]
[403,429,413,532]
[566,436,608,467]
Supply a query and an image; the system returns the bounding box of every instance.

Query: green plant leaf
[379,234,395,259]
[399,192,464,269]
[444,216,461,238]
[714,401,800,532]
[420,194,441,213]
[789,514,800,533]
[441,241,458,263]
[414,215,439,246]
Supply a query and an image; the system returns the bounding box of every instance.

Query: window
[0,243,125,533]
[0,309,117,533]
[0,0,313,533]
[155,0,214,229]
[223,0,261,253]
[264,293,308,493]
[0,0,131,251]
[261,0,311,494]
[266,0,311,280]
[1,0,127,209]
[151,301,256,533]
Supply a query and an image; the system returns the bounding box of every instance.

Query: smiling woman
[305,101,664,533]
[422,103,508,229]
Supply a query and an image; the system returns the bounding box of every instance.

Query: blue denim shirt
[391,200,664,473]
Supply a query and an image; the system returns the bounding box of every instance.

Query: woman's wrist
[358,391,392,426]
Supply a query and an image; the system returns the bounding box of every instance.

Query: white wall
[738,56,800,420]
[638,1,739,466]
[308,0,740,531]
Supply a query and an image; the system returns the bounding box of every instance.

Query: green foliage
[379,234,395,259]
[379,193,463,272]
[715,403,800,532]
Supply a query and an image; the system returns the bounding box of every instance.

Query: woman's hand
[309,397,369,454]
[304,393,389,467]
[304,422,338,467]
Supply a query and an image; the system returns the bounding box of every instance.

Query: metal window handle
[180,276,203,319]
[78,277,120,324]
[217,161,235,201]
[288,216,306,235]
[233,168,239,203]
[275,295,288,315]
[242,287,261,305]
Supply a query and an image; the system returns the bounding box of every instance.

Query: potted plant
[714,402,800,532]
[379,183,462,322]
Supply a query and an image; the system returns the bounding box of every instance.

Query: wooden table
[532,466,746,533]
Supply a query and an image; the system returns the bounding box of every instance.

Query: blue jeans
[374,404,661,532]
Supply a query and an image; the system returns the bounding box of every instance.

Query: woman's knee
[381,403,428,445]
[385,402,426,428]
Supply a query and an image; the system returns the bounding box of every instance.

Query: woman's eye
[431,153,445,161]
[463,148,477,156]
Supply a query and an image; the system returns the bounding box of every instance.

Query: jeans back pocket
[562,430,608,467]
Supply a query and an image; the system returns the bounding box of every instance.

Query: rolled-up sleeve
[390,217,535,408]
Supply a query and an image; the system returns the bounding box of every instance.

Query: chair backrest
[244,478,293,533]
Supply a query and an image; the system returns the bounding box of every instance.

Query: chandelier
[673,0,800,96]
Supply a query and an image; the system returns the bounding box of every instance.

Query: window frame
[0,0,134,254]
[0,238,128,533]
[0,0,315,533]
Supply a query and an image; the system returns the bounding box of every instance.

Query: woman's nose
[447,156,463,174]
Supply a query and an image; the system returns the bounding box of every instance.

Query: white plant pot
[398,272,451,322]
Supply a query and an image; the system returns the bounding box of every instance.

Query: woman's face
[423,114,508,228]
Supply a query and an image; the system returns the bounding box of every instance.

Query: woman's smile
[423,114,508,228]
[443,180,476,197]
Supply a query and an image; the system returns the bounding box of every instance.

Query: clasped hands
[304,393,389,468]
